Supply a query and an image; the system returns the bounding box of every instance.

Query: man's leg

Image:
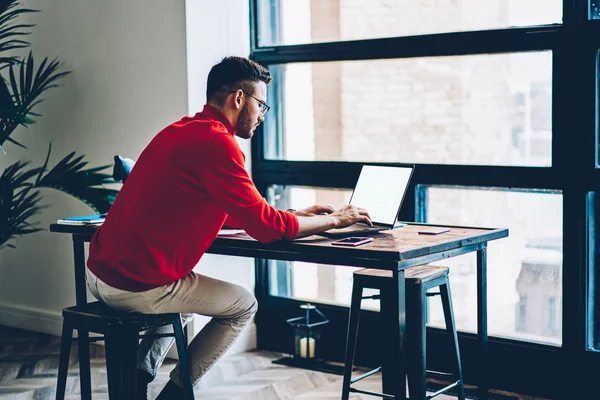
[140,272,257,397]
[137,313,194,376]
[136,313,193,397]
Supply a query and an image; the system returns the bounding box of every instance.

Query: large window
[257,0,562,46]
[266,53,553,166]
[250,0,598,397]
[421,186,562,344]
[267,185,563,345]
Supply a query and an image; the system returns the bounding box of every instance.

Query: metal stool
[342,265,465,400]
[55,301,195,399]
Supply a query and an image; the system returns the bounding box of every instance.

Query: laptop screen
[349,165,414,226]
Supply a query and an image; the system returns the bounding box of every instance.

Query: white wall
[0,0,256,355]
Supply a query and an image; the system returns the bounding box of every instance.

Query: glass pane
[266,186,384,308]
[592,0,600,19]
[588,193,599,350]
[265,52,553,166]
[597,51,600,167]
[257,0,562,46]
[421,186,562,345]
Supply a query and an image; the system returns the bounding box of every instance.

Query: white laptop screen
[349,165,414,226]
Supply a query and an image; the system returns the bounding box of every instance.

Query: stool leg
[55,318,73,400]
[440,281,465,400]
[77,328,92,400]
[407,286,427,400]
[173,318,195,400]
[120,329,139,399]
[341,282,363,400]
[105,329,124,399]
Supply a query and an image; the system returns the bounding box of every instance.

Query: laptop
[321,164,415,238]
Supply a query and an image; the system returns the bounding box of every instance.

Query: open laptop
[321,164,415,238]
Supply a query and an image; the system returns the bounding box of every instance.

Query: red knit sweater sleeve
[192,133,298,243]
[222,215,241,229]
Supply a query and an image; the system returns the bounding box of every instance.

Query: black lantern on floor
[273,303,345,374]
[287,303,329,360]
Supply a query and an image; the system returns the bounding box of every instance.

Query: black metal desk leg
[477,245,488,399]
[72,235,92,399]
[381,268,407,399]
[72,235,88,306]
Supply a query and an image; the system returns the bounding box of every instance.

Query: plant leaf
[0,158,44,249]
[0,150,118,249]
[0,52,70,150]
[0,0,37,70]
[36,151,118,214]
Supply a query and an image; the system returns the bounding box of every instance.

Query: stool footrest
[425,292,441,297]
[350,366,382,384]
[426,379,461,400]
[426,370,454,378]
[349,387,394,399]
[73,336,104,343]
[138,333,177,339]
[361,295,381,300]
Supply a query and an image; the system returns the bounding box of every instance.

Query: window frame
[248,1,599,398]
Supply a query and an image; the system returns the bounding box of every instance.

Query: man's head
[206,56,272,139]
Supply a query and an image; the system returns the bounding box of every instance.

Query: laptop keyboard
[321,224,386,237]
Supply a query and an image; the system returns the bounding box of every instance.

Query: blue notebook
[57,214,106,225]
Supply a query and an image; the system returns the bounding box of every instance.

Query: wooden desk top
[50,222,507,269]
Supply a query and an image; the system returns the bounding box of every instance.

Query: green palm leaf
[0,146,118,250]
[35,148,118,214]
[0,0,36,70]
[0,159,44,250]
[0,52,70,149]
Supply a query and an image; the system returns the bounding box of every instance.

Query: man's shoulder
[171,115,224,132]
[162,117,233,144]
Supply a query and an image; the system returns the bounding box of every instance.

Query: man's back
[87,106,299,292]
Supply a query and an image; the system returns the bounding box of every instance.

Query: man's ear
[235,90,243,108]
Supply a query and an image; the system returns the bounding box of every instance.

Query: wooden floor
[0,325,550,400]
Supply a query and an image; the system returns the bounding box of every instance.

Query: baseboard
[0,301,63,337]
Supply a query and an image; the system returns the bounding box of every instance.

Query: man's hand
[293,204,372,239]
[330,204,372,229]
[292,205,335,217]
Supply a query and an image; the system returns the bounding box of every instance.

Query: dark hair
[206,56,272,106]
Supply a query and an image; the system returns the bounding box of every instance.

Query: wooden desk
[50,222,507,400]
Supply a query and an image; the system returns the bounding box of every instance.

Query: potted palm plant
[0,0,117,250]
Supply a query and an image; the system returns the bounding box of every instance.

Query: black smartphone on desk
[331,237,373,247]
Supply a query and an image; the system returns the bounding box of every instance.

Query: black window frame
[248,1,600,398]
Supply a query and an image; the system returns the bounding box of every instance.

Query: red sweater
[87,105,299,292]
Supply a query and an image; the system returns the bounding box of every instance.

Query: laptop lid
[349,164,415,228]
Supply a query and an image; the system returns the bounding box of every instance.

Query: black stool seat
[354,265,448,285]
[55,301,195,400]
[342,265,465,400]
[62,301,180,332]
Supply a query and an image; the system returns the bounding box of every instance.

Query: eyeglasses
[229,89,270,116]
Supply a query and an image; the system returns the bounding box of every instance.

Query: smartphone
[331,236,374,247]
[418,227,450,235]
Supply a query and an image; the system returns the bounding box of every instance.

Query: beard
[235,103,257,139]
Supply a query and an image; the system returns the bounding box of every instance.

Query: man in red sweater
[86,56,372,399]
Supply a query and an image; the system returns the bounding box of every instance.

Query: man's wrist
[328,214,340,229]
